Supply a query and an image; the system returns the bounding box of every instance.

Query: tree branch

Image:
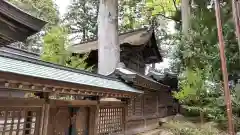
[172,0,178,11]
[155,13,181,23]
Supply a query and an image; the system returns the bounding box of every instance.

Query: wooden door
[75,107,89,135]
[51,107,70,135]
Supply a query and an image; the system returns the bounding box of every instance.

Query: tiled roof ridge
[3,45,40,56]
[0,50,120,82]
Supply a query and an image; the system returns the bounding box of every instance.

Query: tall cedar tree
[63,0,99,41]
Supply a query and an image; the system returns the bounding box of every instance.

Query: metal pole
[232,0,240,55]
[214,0,235,134]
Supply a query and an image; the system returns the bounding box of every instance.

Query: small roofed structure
[115,67,169,91]
[0,0,46,45]
[68,28,163,73]
[148,69,179,90]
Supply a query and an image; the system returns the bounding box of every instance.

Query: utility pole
[214,0,235,134]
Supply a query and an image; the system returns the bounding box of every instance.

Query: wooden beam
[0,79,134,98]
[49,99,98,107]
[99,101,125,107]
[0,72,138,98]
[0,97,44,107]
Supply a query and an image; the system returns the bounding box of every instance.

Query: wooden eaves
[0,0,46,45]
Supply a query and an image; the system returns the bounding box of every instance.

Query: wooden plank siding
[45,92,176,135]
[126,91,177,135]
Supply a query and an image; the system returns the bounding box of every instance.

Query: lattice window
[0,107,41,135]
[98,107,123,135]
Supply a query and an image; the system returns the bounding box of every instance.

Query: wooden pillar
[156,95,159,116]
[123,100,129,135]
[42,104,50,135]
[39,93,50,135]
[141,95,146,128]
[89,105,100,135]
[98,0,119,75]
[39,104,45,135]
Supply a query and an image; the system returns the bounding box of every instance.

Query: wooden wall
[126,90,177,135]
[120,45,146,74]
[0,94,177,135]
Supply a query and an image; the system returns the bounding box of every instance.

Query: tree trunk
[181,0,190,35]
[98,0,119,75]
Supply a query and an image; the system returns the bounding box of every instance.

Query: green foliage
[67,53,93,71]
[173,1,240,77]
[63,0,98,41]
[169,0,240,131]
[173,68,213,121]
[41,26,92,71]
[41,26,68,65]
[163,121,227,135]
[146,0,180,16]
[174,69,206,103]
[119,0,148,31]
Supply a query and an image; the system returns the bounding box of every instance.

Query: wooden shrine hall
[0,1,178,135]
